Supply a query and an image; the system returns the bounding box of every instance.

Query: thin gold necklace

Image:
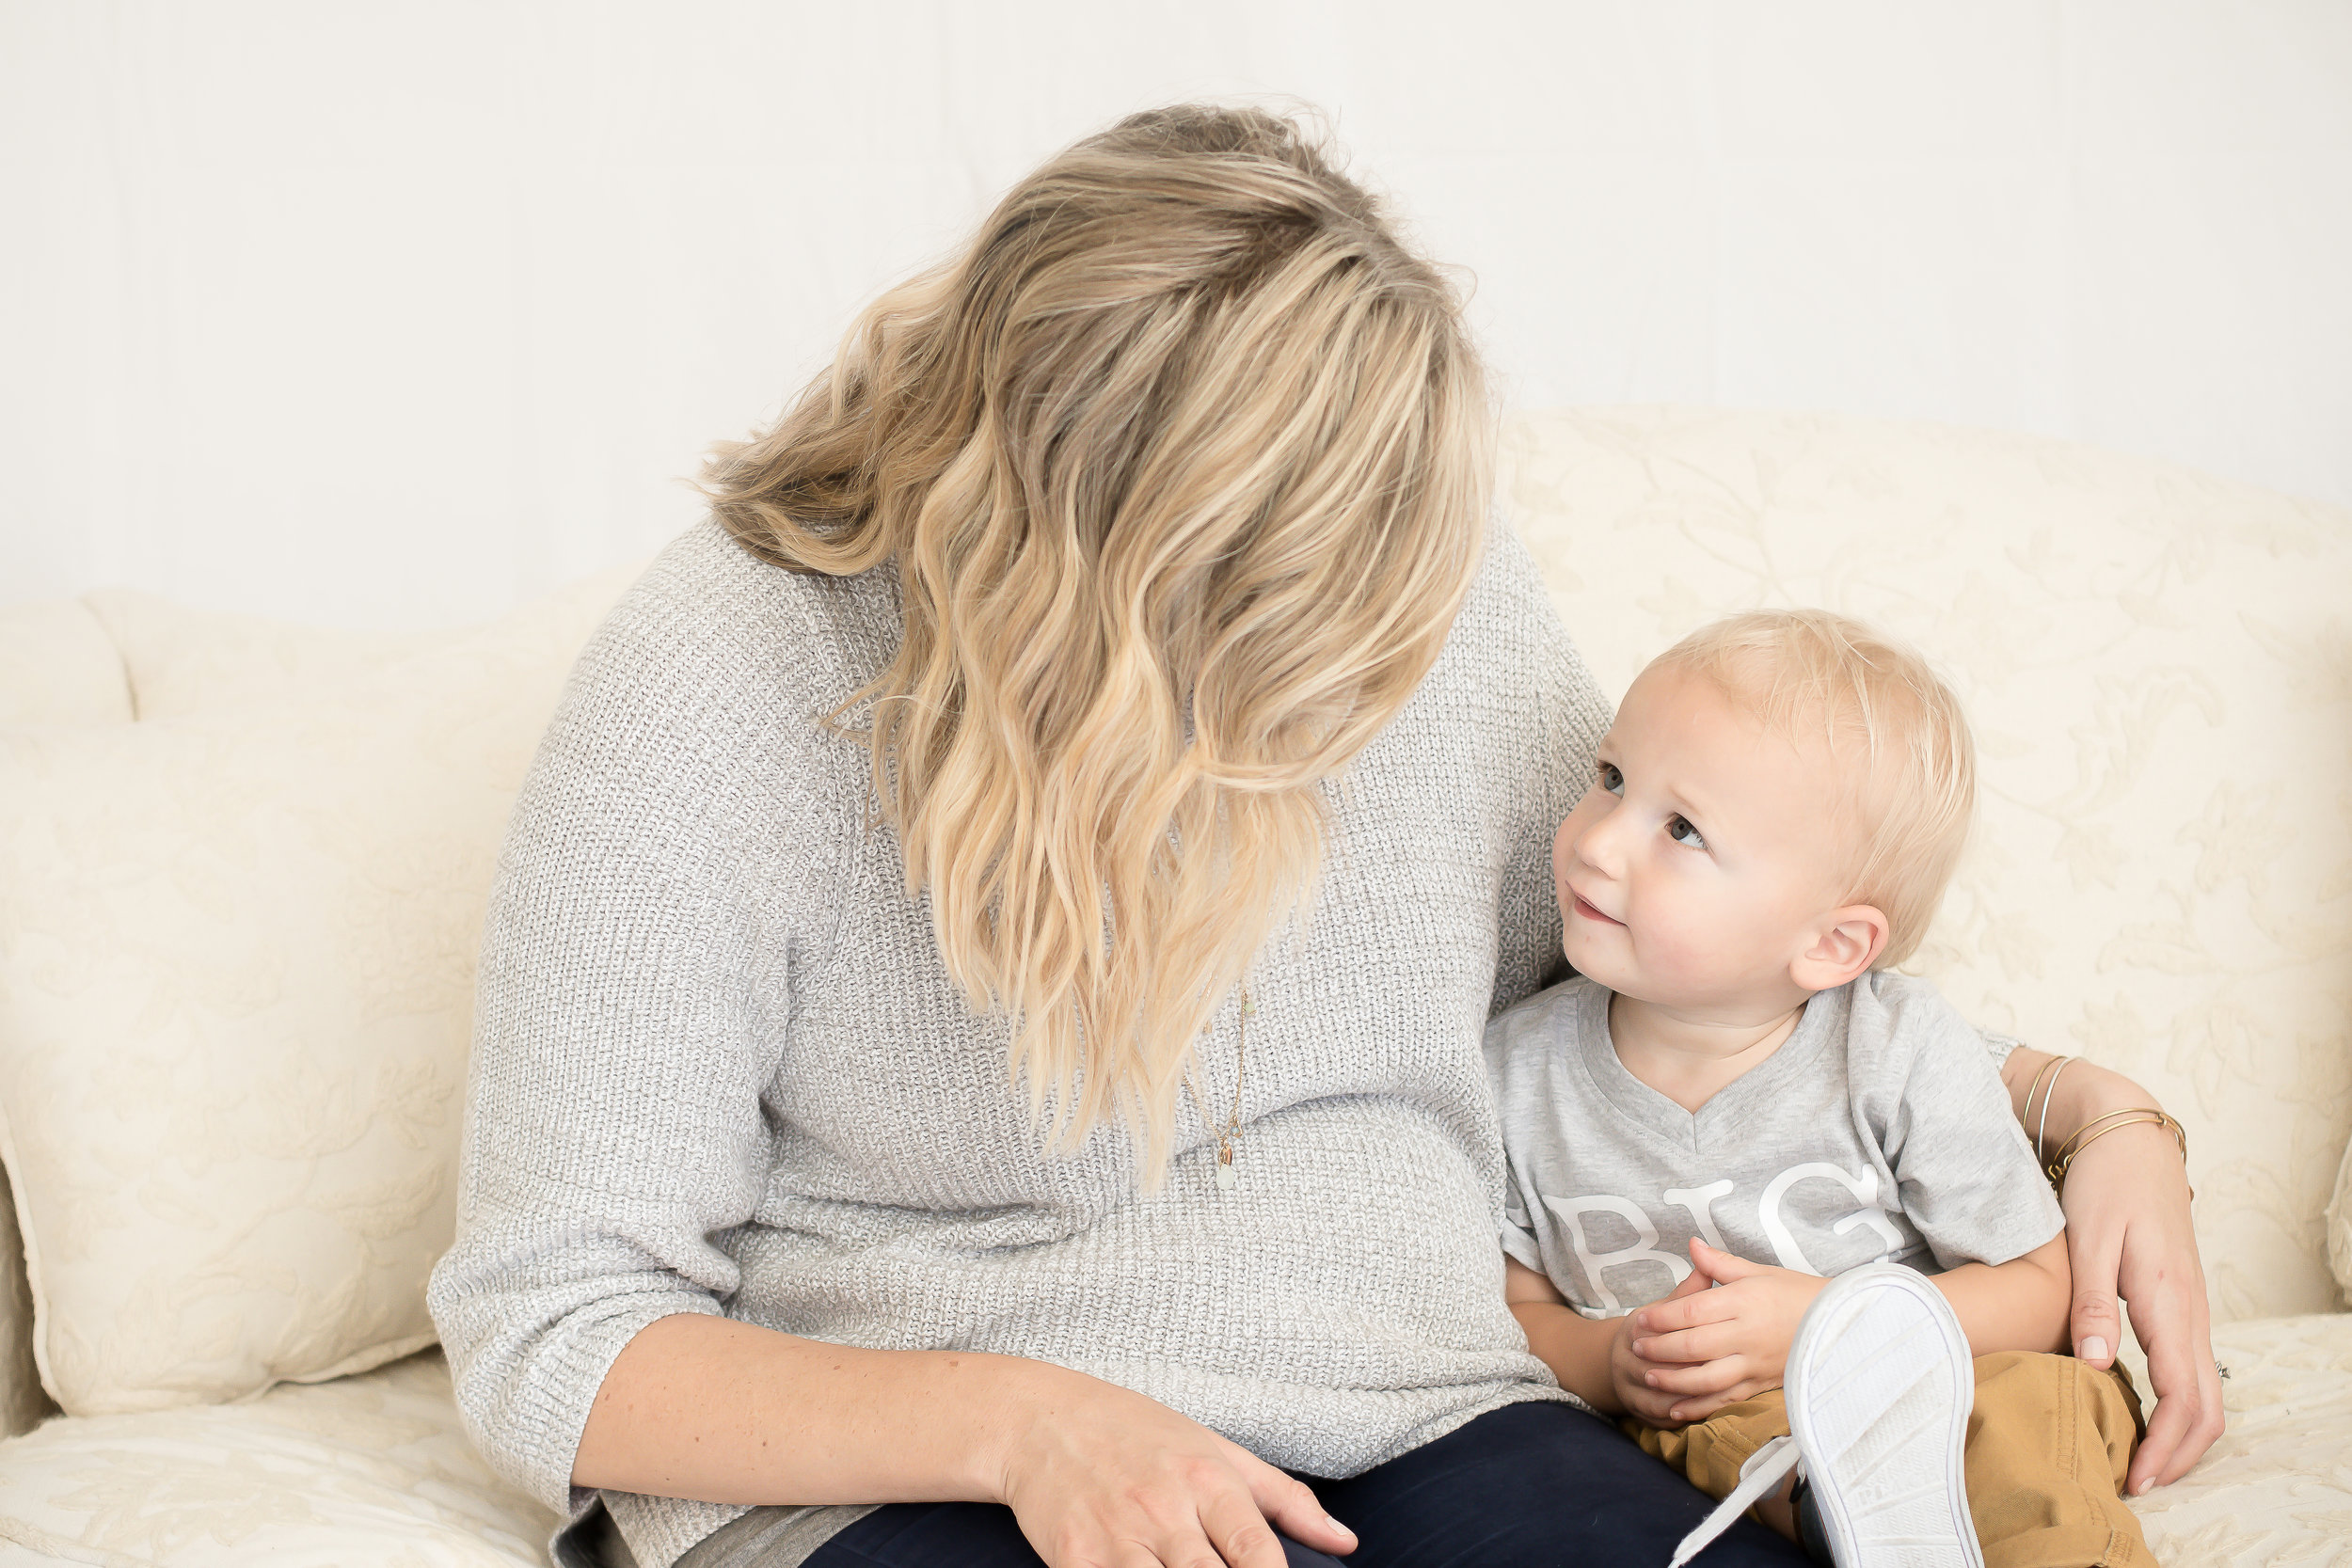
[1211,990,1252,1192]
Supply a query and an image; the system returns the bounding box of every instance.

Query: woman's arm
[1999,1047,2225,1492]
[573,1314,1356,1566]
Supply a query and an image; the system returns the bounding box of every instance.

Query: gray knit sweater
[426,516,1613,1568]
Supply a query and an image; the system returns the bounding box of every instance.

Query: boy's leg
[1963,1352,2152,1568]
[1626,1390,1795,1501]
[1629,1391,1816,1540]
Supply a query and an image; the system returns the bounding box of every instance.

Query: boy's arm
[1923,1231,2071,1356]
[1504,1257,1622,1410]
[1505,1256,1708,1423]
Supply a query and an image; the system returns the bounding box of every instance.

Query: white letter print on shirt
[1662,1180,1735,1252]
[1543,1194,1692,1314]
[1756,1163,1905,1275]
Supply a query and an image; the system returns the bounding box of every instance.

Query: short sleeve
[1500,1176,1549,1275]
[1869,982,2066,1272]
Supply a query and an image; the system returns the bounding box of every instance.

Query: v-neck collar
[1571,981,1843,1156]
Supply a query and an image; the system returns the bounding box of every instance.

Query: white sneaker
[1783,1262,1983,1568]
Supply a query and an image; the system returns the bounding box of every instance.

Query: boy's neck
[1606,991,1810,1115]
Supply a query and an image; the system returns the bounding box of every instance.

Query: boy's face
[1553,662,1867,1018]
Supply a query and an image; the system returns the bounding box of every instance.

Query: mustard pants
[1629,1352,2152,1568]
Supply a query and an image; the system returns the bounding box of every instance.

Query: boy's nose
[1570,807,1629,878]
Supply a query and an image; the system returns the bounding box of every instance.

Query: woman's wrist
[959,1352,1082,1504]
[2036,1054,2166,1148]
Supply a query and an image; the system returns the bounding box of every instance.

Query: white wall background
[3,1,2347,628]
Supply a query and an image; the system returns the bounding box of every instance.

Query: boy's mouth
[1570,891,1624,927]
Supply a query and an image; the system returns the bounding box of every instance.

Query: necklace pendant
[1215,1146,1236,1191]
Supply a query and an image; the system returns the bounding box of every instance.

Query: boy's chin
[1558,935,1630,991]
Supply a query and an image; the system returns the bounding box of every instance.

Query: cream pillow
[0,566,639,1416]
[2328,1140,2352,1304]
[0,601,131,727]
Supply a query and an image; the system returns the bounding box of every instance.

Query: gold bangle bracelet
[2054,1106,2187,1167]
[2026,1054,2077,1165]
[2049,1108,2189,1198]
[2022,1054,2061,1141]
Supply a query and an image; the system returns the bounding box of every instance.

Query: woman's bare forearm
[571,1311,1055,1505]
[2000,1047,2165,1151]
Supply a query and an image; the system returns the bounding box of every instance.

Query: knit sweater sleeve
[1485,518,1612,1016]
[425,544,837,1519]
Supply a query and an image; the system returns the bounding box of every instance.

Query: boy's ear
[1790,905,1890,992]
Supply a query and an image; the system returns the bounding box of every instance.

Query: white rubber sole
[1784,1263,1984,1568]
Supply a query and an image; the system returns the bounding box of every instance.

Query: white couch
[2,407,2348,1567]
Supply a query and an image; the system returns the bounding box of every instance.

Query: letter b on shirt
[1543,1194,1692,1314]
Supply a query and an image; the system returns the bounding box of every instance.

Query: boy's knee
[1971,1350,2142,1453]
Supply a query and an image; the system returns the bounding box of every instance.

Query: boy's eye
[1598,762,1624,796]
[1667,815,1707,849]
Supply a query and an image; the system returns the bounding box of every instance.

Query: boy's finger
[1630,1324,1735,1364]
[1633,1288,1740,1335]
[1623,1397,1684,1428]
[1688,1241,1765,1282]
[1642,1356,1745,1396]
[1666,1386,1750,1423]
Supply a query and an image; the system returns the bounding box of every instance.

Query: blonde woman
[429,106,2221,1568]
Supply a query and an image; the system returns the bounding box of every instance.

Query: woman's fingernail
[2136,1479,2153,1496]
[2080,1337,2108,1362]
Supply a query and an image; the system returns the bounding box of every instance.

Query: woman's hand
[2054,1118,2226,1492]
[2003,1048,2228,1492]
[994,1365,1359,1567]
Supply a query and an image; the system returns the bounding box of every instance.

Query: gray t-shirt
[1485,973,2064,1318]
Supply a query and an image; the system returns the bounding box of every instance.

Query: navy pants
[804,1401,1804,1567]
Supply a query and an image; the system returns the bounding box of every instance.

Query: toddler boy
[1487,610,2149,1567]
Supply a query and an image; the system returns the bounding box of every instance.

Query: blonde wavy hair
[706,104,1492,1175]
[1654,609,1978,969]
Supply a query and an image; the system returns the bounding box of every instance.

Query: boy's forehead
[1616,663,1877,840]
[1624,660,1860,772]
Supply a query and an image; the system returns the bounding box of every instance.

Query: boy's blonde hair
[1652,610,1975,969]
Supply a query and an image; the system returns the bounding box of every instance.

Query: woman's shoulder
[523,520,891,832]
[1375,515,1611,815]
[1431,517,1611,733]
[1442,516,1569,673]
[609,517,892,684]
[567,519,890,735]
